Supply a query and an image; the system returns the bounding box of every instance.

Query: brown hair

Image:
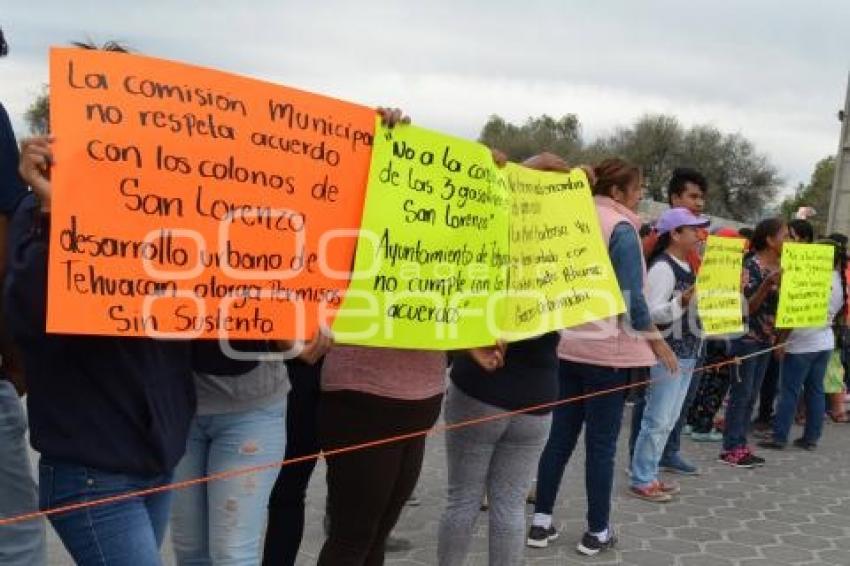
[71,39,130,53]
[592,158,641,198]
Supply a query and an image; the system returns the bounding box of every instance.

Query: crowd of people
[1,35,849,566]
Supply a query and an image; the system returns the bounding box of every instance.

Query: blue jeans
[171,400,286,565]
[0,379,46,566]
[773,350,831,444]
[723,340,772,451]
[662,359,702,462]
[534,360,629,533]
[39,458,173,565]
[628,362,702,465]
[630,359,697,487]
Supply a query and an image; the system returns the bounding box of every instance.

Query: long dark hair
[788,219,814,243]
[647,231,673,266]
[751,217,785,252]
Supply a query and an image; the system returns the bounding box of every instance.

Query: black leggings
[317,390,443,566]
[262,359,322,566]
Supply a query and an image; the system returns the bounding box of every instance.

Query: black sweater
[4,194,196,476]
[450,332,560,415]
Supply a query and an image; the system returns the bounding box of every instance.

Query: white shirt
[786,270,844,355]
[646,254,691,325]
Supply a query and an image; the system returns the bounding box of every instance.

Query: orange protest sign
[47,47,375,339]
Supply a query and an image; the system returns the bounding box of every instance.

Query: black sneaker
[718,448,755,468]
[757,438,786,450]
[793,438,817,450]
[576,531,617,556]
[747,451,766,466]
[527,525,558,548]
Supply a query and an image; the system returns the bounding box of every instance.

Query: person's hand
[522,152,570,172]
[376,107,410,128]
[773,345,786,361]
[19,136,54,212]
[680,286,695,307]
[490,148,508,168]
[762,269,782,291]
[468,341,507,372]
[297,327,333,365]
[649,337,679,374]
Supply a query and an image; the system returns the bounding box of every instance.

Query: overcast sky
[2,0,848,197]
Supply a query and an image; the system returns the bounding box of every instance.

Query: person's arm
[3,194,49,340]
[828,271,845,323]
[609,223,652,331]
[466,341,507,372]
[743,259,780,315]
[275,327,334,365]
[645,261,685,325]
[609,222,679,372]
[4,136,54,339]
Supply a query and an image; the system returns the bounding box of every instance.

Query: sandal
[827,411,849,423]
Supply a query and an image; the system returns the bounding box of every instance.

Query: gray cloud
[1,0,848,194]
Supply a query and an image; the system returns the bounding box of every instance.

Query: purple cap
[655,207,710,235]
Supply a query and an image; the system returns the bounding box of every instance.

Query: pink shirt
[558,195,657,369]
[321,346,446,400]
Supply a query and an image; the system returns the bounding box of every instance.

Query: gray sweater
[194,360,289,416]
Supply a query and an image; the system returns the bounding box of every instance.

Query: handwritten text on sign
[696,236,746,336]
[332,121,510,348]
[776,243,834,329]
[47,48,375,339]
[501,164,625,340]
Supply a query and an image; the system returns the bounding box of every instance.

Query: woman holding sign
[628,207,709,502]
[317,345,445,566]
[11,134,196,565]
[719,218,787,468]
[437,152,581,566]
[758,240,847,450]
[528,158,678,557]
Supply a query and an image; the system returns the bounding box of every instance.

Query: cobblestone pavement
[44,406,850,565]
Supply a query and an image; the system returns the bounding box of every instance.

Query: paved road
[42,406,850,565]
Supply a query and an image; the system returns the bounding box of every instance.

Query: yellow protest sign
[501,164,625,340]
[776,243,835,328]
[331,120,510,348]
[697,236,746,336]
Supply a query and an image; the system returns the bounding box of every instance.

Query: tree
[479,112,782,222]
[594,114,683,202]
[24,85,49,135]
[593,115,781,221]
[478,114,582,163]
[780,156,835,236]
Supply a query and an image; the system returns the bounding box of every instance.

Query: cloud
[1,0,847,195]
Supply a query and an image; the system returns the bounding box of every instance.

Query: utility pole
[827,73,850,236]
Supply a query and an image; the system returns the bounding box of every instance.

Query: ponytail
[647,232,672,267]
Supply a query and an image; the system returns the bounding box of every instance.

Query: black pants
[317,390,442,566]
[687,365,732,433]
[262,359,323,566]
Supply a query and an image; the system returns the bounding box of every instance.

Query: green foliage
[779,156,835,236]
[479,112,782,222]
